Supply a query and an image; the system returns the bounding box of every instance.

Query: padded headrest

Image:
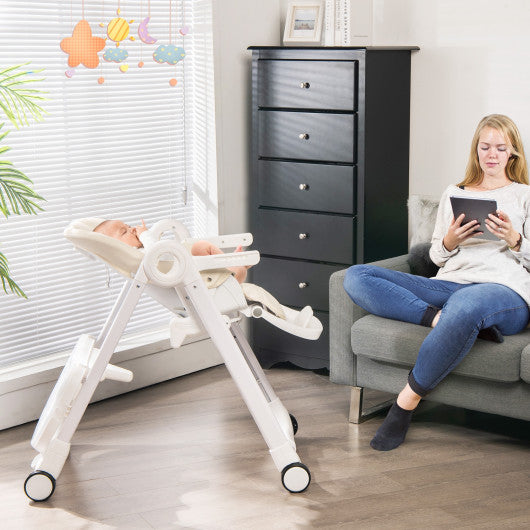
[64,218,143,278]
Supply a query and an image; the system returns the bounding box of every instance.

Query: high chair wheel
[290,414,298,435]
[281,462,311,493]
[24,470,56,502]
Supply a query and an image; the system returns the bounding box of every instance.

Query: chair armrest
[184,233,253,250]
[329,254,411,386]
[192,250,260,271]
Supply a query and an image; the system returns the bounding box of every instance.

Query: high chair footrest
[244,304,323,340]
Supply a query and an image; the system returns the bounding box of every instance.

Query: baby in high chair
[93,219,250,283]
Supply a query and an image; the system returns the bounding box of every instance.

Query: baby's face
[95,220,142,248]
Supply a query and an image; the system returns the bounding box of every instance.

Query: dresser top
[248,46,420,51]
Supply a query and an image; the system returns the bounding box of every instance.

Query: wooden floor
[1,365,529,529]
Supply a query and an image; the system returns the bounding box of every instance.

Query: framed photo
[283,1,324,45]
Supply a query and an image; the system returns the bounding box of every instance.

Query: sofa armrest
[329,254,411,386]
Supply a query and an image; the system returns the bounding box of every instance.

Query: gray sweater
[429,182,530,306]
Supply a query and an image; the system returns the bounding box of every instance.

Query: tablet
[449,196,498,240]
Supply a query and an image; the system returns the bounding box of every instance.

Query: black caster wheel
[281,462,311,493]
[289,414,298,435]
[24,470,56,502]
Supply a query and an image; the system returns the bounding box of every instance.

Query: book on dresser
[247,46,418,370]
[324,0,373,46]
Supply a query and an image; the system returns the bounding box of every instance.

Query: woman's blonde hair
[458,114,529,187]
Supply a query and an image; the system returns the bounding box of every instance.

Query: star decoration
[60,20,106,69]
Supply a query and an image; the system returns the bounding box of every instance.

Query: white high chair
[24,219,323,501]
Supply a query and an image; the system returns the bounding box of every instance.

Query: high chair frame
[24,220,320,501]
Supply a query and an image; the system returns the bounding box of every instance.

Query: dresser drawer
[258,160,356,214]
[253,257,344,312]
[254,310,330,369]
[258,111,356,163]
[258,60,357,111]
[255,209,355,263]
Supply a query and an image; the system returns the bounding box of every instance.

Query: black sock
[370,402,414,451]
[477,325,504,343]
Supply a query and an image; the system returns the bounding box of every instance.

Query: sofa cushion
[407,243,439,278]
[521,345,530,384]
[351,315,530,383]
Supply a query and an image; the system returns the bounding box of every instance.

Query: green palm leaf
[0,125,45,219]
[0,250,26,297]
[0,63,47,297]
[0,64,47,128]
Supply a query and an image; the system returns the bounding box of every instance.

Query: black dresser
[248,46,417,369]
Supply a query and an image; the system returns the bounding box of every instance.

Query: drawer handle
[299,282,308,289]
[299,183,309,191]
[298,133,310,140]
[299,233,308,240]
[299,82,310,89]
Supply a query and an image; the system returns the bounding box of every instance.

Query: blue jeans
[343,264,529,393]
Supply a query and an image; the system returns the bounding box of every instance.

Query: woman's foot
[477,325,504,343]
[370,402,414,451]
[370,384,421,451]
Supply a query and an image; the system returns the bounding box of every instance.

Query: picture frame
[283,1,324,45]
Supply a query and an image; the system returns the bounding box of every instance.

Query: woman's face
[477,126,511,179]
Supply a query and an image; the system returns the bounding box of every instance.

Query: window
[0,0,217,366]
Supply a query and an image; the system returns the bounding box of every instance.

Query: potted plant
[0,64,47,297]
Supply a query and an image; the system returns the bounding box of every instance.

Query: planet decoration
[138,17,157,44]
[153,44,186,65]
[103,47,129,63]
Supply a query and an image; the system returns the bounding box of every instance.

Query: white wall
[279,0,530,200]
[372,0,530,198]
[212,0,281,235]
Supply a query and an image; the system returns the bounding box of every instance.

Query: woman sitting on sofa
[344,114,530,451]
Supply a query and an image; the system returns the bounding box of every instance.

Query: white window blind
[0,0,217,366]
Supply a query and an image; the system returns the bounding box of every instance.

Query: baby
[93,219,250,283]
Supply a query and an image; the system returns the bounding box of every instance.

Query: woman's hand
[484,210,520,247]
[442,214,480,251]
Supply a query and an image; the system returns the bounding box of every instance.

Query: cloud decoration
[153,44,186,65]
[103,47,129,63]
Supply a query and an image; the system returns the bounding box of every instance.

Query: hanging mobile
[152,0,185,85]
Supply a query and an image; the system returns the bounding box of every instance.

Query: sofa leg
[349,386,394,424]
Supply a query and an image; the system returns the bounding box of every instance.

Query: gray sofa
[329,250,530,423]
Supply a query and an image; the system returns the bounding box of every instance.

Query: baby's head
[94,220,142,248]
